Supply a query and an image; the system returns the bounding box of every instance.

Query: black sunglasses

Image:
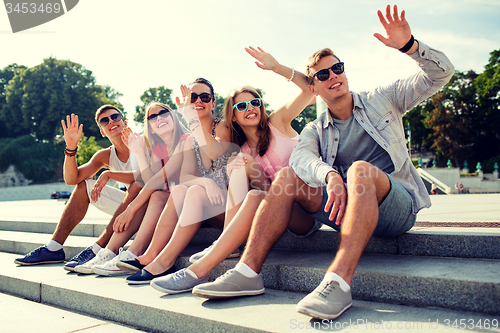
[233,98,262,112]
[99,113,122,127]
[311,62,345,83]
[191,92,212,103]
[148,109,170,122]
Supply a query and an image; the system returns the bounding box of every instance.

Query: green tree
[0,58,122,141]
[77,135,103,166]
[291,103,317,133]
[134,86,177,124]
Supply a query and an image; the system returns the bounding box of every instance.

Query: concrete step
[1,252,498,333]
[2,222,500,260]
[3,239,500,315]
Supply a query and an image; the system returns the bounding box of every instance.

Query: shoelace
[27,246,46,256]
[70,248,93,262]
[216,269,235,281]
[172,269,187,282]
[318,281,336,298]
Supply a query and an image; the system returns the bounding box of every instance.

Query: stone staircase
[0,203,499,332]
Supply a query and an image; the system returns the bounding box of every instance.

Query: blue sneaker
[126,265,177,285]
[63,246,96,272]
[14,246,65,266]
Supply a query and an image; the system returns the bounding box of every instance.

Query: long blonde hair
[143,102,188,151]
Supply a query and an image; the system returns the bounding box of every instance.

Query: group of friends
[14,5,453,321]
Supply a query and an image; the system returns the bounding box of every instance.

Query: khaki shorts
[84,179,126,216]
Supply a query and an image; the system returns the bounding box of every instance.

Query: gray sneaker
[296,280,352,320]
[192,269,265,299]
[150,268,208,294]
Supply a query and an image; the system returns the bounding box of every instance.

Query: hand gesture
[227,152,248,177]
[324,171,347,225]
[373,5,412,50]
[61,114,83,150]
[90,171,110,203]
[175,85,196,120]
[245,46,279,71]
[204,178,226,206]
[114,206,134,232]
[121,127,143,154]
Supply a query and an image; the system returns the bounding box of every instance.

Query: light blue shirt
[290,41,454,214]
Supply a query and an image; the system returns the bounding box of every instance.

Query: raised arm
[121,126,156,183]
[61,114,107,185]
[176,85,231,163]
[245,46,313,135]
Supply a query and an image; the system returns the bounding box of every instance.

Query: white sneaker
[74,248,116,274]
[92,248,136,276]
[189,240,239,263]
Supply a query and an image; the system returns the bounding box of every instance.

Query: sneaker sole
[126,279,153,285]
[150,281,193,294]
[296,303,351,320]
[189,252,240,264]
[14,259,64,266]
[74,267,95,274]
[92,267,130,276]
[192,288,265,299]
[116,261,142,273]
[63,265,77,272]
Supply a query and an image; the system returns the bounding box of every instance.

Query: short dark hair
[190,78,215,99]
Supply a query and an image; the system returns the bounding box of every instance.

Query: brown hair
[305,48,341,84]
[95,105,124,126]
[223,86,270,156]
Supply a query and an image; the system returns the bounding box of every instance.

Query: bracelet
[399,35,415,53]
[65,147,78,157]
[287,67,295,82]
[190,123,201,132]
[187,118,201,129]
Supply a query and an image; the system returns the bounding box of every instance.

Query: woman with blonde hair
[74,101,190,275]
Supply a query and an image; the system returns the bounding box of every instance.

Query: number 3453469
[5,3,62,14]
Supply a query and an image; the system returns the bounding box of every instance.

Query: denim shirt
[290,41,454,214]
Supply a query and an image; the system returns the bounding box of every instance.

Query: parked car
[50,191,71,199]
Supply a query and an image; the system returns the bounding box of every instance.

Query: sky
[1,0,499,132]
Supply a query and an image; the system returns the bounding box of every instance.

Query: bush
[0,135,63,182]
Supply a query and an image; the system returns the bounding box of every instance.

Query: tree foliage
[134,86,177,124]
[77,135,103,166]
[0,58,123,141]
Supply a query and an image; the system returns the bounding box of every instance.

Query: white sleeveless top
[108,146,136,186]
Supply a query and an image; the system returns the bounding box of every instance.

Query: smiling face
[148,105,174,136]
[308,55,349,102]
[232,92,261,127]
[189,82,215,119]
[98,109,126,138]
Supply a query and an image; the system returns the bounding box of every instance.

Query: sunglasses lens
[99,117,109,126]
[200,93,212,103]
[316,69,330,81]
[250,99,261,108]
[159,109,169,118]
[332,62,344,74]
[190,93,198,103]
[236,102,247,112]
[110,113,122,122]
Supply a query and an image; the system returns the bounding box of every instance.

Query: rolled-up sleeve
[290,123,334,187]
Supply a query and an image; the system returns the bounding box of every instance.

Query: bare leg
[326,161,390,285]
[145,185,225,275]
[105,192,165,254]
[135,185,188,265]
[225,154,269,228]
[119,191,170,256]
[190,189,267,278]
[52,181,90,245]
[92,182,142,248]
[240,167,323,273]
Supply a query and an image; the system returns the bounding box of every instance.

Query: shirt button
[422,51,426,56]
[332,155,335,159]
[334,138,338,141]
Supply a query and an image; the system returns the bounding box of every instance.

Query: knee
[127,182,142,195]
[150,190,168,204]
[273,167,298,186]
[185,185,206,200]
[346,161,380,192]
[247,189,266,203]
[170,184,188,197]
[75,180,87,193]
